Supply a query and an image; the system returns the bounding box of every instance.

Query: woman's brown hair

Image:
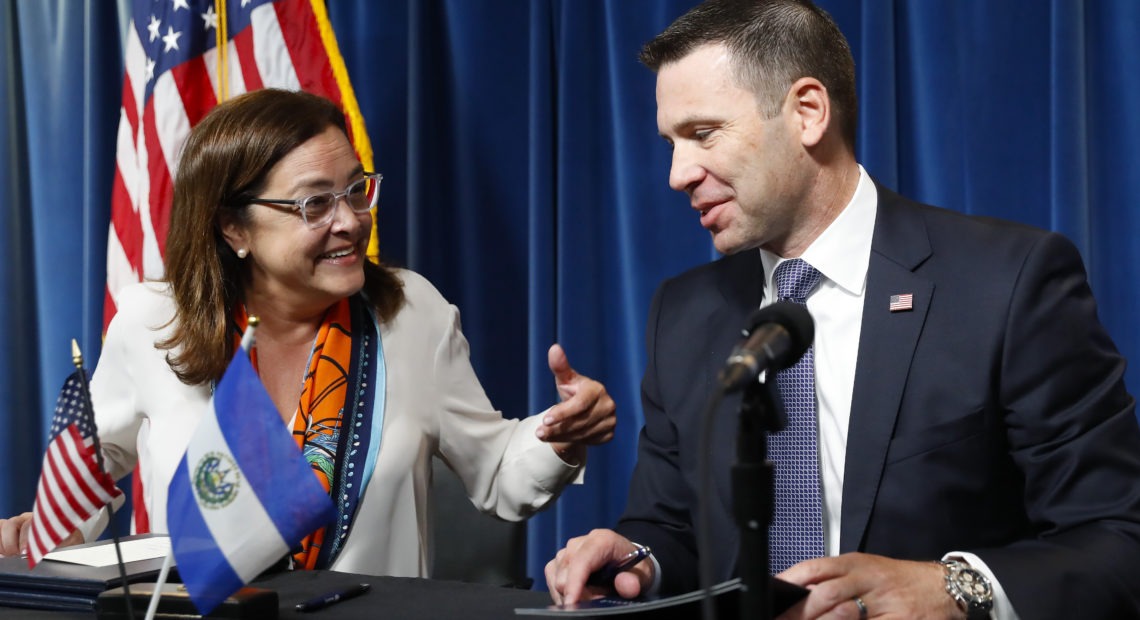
[159,88,404,386]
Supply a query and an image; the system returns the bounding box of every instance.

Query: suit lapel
[839,187,933,552]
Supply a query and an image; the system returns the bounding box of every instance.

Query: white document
[43,535,172,568]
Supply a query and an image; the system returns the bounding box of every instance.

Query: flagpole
[72,340,136,620]
[144,552,174,620]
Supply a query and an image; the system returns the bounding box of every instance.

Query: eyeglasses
[247,172,383,229]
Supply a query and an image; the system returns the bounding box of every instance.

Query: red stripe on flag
[55,430,111,510]
[27,511,51,564]
[232,27,265,92]
[103,287,117,333]
[131,472,149,533]
[27,498,59,566]
[29,481,71,565]
[274,0,340,104]
[47,432,100,519]
[39,482,72,545]
[35,469,69,541]
[110,170,145,275]
[120,74,140,138]
[142,103,174,255]
[170,56,219,129]
[44,442,90,523]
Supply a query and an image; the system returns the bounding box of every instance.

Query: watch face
[956,568,992,602]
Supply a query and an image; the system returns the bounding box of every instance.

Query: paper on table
[43,536,172,568]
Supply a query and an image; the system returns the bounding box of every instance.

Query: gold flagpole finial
[240,316,261,353]
[71,339,84,370]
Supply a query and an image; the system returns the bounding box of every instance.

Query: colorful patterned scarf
[236,295,380,570]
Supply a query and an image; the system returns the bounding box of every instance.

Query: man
[545,1,1140,618]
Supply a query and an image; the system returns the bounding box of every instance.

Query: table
[0,570,556,619]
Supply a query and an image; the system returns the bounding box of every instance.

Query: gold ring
[853,595,868,619]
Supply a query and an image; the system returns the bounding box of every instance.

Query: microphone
[718,301,815,392]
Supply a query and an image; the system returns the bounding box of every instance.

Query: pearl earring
[237,248,248,259]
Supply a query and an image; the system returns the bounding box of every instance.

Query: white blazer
[86,270,580,577]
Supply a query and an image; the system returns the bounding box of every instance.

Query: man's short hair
[641,0,857,149]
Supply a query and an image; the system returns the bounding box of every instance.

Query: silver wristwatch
[940,560,993,619]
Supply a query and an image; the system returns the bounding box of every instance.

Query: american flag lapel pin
[889,293,914,312]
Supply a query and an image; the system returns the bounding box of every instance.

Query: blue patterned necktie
[769,258,825,573]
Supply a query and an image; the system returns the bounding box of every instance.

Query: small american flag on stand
[26,369,122,568]
[889,293,914,312]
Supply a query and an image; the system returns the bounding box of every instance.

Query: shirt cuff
[942,551,1021,620]
[516,413,586,485]
[642,553,663,596]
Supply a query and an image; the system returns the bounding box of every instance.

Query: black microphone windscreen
[745,301,815,360]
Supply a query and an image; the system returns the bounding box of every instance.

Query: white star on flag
[162,26,182,52]
[201,6,218,31]
[147,15,161,42]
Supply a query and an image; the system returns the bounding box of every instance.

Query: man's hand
[537,344,617,463]
[545,529,654,605]
[776,553,963,619]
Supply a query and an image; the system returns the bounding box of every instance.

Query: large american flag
[108,0,375,532]
[27,371,123,568]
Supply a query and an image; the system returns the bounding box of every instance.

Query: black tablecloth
[0,570,554,619]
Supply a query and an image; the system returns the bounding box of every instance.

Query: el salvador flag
[167,350,335,614]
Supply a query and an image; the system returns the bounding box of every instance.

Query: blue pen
[586,545,652,586]
[295,582,371,612]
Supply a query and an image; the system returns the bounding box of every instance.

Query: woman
[0,89,615,576]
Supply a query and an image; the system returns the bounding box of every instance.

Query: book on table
[0,534,170,612]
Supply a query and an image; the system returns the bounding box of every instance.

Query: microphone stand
[732,377,785,620]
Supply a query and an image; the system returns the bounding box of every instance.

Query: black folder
[514,576,808,618]
[0,535,168,612]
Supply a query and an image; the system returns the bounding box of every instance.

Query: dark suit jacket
[616,184,1140,618]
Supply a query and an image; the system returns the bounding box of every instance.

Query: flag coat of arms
[167,351,334,614]
[26,371,123,568]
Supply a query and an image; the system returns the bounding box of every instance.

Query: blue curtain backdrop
[3,0,1139,587]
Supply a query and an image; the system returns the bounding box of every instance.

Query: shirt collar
[760,164,877,297]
